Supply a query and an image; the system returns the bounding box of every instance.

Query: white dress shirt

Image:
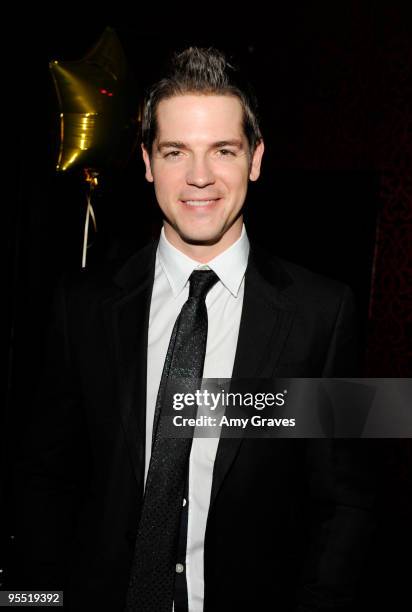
[145,224,249,611]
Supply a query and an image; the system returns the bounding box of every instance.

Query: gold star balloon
[49,27,140,267]
[50,26,140,172]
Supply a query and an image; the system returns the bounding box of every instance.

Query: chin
[178,229,223,246]
[169,216,224,244]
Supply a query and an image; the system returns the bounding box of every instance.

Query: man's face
[142,94,264,252]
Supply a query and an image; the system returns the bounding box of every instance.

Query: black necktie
[124,269,219,612]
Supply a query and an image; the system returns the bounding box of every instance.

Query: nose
[186,154,215,187]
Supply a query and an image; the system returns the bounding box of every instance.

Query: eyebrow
[157,139,244,152]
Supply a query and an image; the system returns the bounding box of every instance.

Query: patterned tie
[124,269,219,612]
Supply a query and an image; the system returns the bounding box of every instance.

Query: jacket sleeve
[12,277,87,590]
[295,285,381,611]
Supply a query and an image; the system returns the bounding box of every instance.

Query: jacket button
[175,563,184,574]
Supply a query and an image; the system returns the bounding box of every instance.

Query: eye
[165,151,182,158]
[218,149,235,156]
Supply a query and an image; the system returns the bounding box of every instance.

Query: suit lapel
[101,238,297,509]
[101,241,157,495]
[210,246,296,507]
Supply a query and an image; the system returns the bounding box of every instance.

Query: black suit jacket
[13,239,378,611]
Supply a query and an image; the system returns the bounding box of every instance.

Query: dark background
[3,4,412,608]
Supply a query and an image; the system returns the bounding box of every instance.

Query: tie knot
[188,269,219,300]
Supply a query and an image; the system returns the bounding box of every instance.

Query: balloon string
[89,194,97,232]
[81,185,97,268]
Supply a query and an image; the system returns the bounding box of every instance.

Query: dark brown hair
[141,47,262,158]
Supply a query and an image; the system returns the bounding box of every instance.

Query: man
[14,47,377,611]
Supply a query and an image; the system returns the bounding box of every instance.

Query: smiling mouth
[180,198,221,207]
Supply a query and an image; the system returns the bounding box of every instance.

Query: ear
[249,140,265,182]
[141,143,154,183]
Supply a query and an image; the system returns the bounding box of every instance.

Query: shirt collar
[157,224,250,298]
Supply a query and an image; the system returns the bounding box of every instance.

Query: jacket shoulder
[252,244,353,309]
[58,240,157,304]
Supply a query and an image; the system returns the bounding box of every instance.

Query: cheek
[223,177,249,205]
[220,165,249,189]
[153,172,181,202]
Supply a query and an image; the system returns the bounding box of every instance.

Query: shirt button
[176,563,185,574]
[182,498,187,507]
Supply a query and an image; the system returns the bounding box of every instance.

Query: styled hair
[141,46,262,158]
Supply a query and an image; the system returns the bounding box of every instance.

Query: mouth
[180,198,221,208]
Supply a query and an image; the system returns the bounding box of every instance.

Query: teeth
[183,199,218,206]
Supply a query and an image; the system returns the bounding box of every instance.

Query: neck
[163,218,243,263]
